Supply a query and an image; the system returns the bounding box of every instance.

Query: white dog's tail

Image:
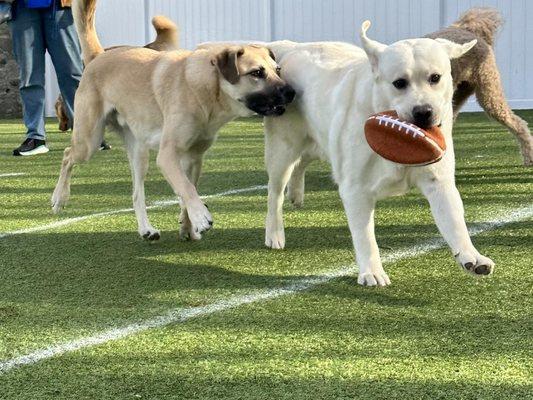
[72,0,104,65]
[452,7,503,47]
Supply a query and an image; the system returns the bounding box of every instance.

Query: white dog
[263,21,494,286]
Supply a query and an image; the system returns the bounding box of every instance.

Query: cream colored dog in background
[51,0,295,241]
[263,22,495,286]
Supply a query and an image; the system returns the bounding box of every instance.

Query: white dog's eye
[392,79,408,90]
[276,66,281,75]
[429,74,441,84]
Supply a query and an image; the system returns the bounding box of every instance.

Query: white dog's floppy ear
[435,38,477,60]
[360,20,386,73]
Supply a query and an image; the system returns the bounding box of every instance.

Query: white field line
[0,172,26,178]
[0,204,531,374]
[0,185,267,239]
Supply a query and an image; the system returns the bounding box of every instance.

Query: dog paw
[265,229,285,249]
[51,189,69,214]
[287,189,304,208]
[179,222,202,241]
[455,251,494,276]
[357,267,391,287]
[140,227,161,241]
[186,202,213,235]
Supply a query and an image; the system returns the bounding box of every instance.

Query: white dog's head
[360,21,476,129]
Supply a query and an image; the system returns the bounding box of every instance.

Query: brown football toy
[364,110,446,165]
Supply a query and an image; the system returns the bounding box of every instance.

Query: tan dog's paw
[179,222,202,241]
[186,202,213,235]
[51,187,70,214]
[357,267,391,287]
[455,251,494,276]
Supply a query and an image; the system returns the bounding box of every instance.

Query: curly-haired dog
[54,15,179,131]
[426,7,532,166]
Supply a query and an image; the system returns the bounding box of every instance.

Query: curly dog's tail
[72,0,104,65]
[452,7,503,47]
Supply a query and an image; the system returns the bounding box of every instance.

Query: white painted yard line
[0,185,267,239]
[0,172,26,178]
[0,204,531,374]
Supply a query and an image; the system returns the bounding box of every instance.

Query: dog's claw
[141,228,161,241]
[456,252,494,276]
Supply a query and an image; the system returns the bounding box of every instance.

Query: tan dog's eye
[249,68,265,79]
[429,74,441,84]
[276,66,281,75]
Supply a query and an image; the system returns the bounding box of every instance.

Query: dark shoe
[13,138,49,156]
[99,141,111,151]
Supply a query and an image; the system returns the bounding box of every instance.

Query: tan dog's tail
[72,0,104,65]
[452,7,502,47]
[145,16,179,51]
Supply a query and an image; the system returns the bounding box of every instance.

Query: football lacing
[369,114,424,138]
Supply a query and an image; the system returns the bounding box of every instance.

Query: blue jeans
[8,1,83,141]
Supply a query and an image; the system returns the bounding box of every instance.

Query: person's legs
[42,4,82,128]
[8,2,47,142]
[44,4,109,150]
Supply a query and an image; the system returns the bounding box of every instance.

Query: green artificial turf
[0,112,531,399]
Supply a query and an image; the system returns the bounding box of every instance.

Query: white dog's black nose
[412,104,434,128]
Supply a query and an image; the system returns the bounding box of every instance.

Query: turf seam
[0,185,267,239]
[0,172,26,178]
[0,203,530,374]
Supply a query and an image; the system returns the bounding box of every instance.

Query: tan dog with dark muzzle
[51,0,295,241]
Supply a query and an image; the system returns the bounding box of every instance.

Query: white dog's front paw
[358,267,391,287]
[265,228,285,249]
[139,227,161,241]
[455,251,494,276]
[185,202,213,236]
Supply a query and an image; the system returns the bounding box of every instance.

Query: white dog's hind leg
[340,187,391,286]
[125,138,160,241]
[286,150,315,208]
[264,115,305,249]
[418,177,494,276]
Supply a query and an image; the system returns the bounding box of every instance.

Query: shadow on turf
[0,221,529,309]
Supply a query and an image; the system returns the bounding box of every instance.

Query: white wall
[45,0,533,115]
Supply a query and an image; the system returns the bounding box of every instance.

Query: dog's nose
[412,104,434,128]
[278,85,296,103]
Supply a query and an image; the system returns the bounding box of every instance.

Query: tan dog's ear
[213,47,245,84]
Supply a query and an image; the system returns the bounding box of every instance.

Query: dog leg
[286,150,315,208]
[179,152,205,241]
[474,54,533,166]
[125,139,160,241]
[156,133,212,237]
[264,116,304,249]
[451,82,475,120]
[51,102,105,213]
[418,176,494,276]
[340,186,391,286]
